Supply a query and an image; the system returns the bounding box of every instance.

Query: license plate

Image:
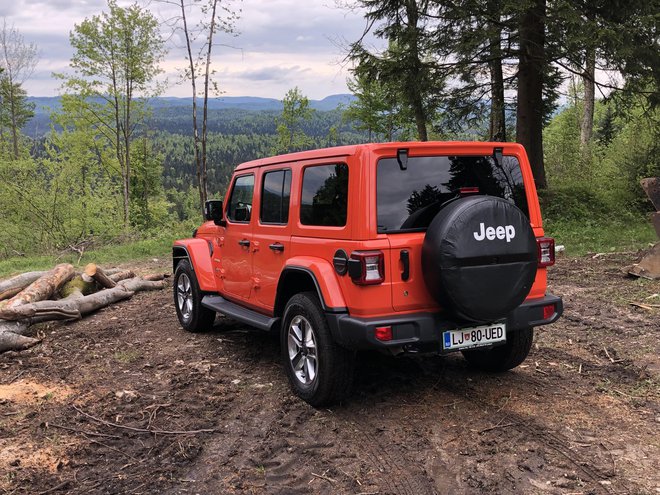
[442,323,506,351]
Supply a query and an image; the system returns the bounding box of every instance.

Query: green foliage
[273,87,314,154]
[544,95,659,217]
[0,235,178,278]
[60,0,166,228]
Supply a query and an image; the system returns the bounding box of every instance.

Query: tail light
[537,237,555,267]
[348,251,385,285]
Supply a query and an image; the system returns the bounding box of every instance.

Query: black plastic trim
[172,245,192,273]
[282,266,348,313]
[202,295,279,331]
[326,293,563,351]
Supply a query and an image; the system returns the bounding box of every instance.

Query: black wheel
[281,292,355,407]
[462,327,533,372]
[173,259,215,332]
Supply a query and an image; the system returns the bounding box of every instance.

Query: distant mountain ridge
[26,94,356,115]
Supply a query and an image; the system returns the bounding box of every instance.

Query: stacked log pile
[0,263,168,353]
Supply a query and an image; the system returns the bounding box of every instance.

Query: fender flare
[275,256,348,316]
[172,239,217,292]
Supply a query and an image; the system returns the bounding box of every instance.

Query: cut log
[1,264,75,310]
[109,270,136,283]
[0,277,167,322]
[83,263,116,289]
[0,271,46,300]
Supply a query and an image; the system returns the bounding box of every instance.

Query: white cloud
[7,0,381,98]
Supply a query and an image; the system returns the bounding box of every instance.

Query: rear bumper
[326,294,563,352]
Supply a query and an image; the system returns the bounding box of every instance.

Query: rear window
[300,164,349,227]
[377,155,529,232]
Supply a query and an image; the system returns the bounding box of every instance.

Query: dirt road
[1,254,658,494]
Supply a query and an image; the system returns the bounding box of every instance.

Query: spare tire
[421,195,537,323]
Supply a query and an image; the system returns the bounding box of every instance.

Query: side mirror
[204,200,226,226]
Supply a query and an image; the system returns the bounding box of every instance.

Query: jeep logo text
[473,223,516,242]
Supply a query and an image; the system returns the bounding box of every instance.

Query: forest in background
[0,0,658,261]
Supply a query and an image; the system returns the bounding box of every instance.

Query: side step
[201,295,279,331]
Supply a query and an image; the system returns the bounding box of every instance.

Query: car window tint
[377,155,529,232]
[300,164,348,227]
[260,169,291,224]
[226,174,254,222]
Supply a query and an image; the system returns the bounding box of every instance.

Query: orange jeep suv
[173,142,563,406]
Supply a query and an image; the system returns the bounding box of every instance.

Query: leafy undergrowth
[0,237,174,278]
[544,216,656,257]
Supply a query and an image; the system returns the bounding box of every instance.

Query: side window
[300,164,348,227]
[260,169,291,224]
[226,174,254,222]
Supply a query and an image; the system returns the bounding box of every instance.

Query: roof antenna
[397,148,409,170]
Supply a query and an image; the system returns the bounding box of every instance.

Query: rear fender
[280,256,347,313]
[172,239,216,292]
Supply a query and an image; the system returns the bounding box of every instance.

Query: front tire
[462,327,533,371]
[281,292,355,407]
[173,259,216,332]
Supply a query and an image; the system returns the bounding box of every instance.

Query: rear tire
[173,259,216,332]
[281,292,355,407]
[462,327,533,371]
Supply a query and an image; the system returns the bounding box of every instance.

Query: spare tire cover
[421,195,537,323]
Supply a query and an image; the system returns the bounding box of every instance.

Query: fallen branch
[0,271,45,300]
[72,405,216,435]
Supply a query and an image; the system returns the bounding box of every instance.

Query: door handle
[269,243,284,252]
[400,249,410,281]
[238,239,250,247]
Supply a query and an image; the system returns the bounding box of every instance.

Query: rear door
[251,167,292,311]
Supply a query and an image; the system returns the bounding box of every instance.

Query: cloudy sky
[2,0,381,99]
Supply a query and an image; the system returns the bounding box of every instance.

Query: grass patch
[0,236,174,278]
[114,349,142,363]
[545,216,656,257]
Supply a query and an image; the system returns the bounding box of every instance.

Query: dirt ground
[1,253,658,495]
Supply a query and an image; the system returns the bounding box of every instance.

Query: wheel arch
[172,239,216,292]
[274,261,347,318]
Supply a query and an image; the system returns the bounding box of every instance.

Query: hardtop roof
[233,141,527,172]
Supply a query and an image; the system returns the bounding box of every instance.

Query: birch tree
[60,1,165,229]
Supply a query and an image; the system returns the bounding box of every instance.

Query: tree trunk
[580,47,596,150]
[516,0,547,188]
[1,264,75,310]
[0,271,45,300]
[405,0,428,142]
[488,0,506,142]
[200,0,218,207]
[179,0,204,216]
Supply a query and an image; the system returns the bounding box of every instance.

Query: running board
[201,295,279,331]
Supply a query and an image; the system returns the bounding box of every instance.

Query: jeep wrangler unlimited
[173,142,563,406]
